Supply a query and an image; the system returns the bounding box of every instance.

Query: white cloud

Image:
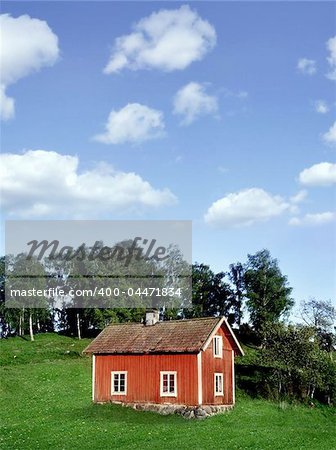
[173,82,218,125]
[0,85,14,121]
[93,103,165,144]
[326,36,336,81]
[0,14,59,121]
[290,190,307,204]
[204,188,290,228]
[0,150,176,218]
[322,121,336,146]
[104,5,216,74]
[289,212,336,227]
[299,162,336,187]
[315,100,329,114]
[297,58,317,75]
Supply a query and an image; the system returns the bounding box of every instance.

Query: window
[160,371,177,397]
[111,371,127,395]
[213,336,223,358]
[214,373,224,396]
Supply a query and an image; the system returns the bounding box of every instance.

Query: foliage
[244,249,294,338]
[0,240,191,338]
[301,298,336,331]
[228,262,245,326]
[189,263,233,319]
[239,324,336,404]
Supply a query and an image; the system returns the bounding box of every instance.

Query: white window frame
[214,372,224,396]
[213,335,223,358]
[160,371,177,397]
[111,371,127,395]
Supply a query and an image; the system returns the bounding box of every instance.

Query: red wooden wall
[201,325,234,405]
[93,323,235,406]
[94,353,198,406]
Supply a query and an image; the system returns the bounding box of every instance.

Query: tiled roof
[83,317,222,355]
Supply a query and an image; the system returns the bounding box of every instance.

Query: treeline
[189,251,335,405]
[0,249,335,405]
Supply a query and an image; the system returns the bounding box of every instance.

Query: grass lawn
[1,334,335,450]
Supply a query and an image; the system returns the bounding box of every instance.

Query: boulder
[203,406,213,415]
[195,407,207,419]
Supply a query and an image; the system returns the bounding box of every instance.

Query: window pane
[215,374,223,394]
[169,375,175,393]
[163,374,168,392]
[218,376,222,393]
[114,374,119,392]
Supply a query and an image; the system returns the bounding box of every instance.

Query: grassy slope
[1,334,335,450]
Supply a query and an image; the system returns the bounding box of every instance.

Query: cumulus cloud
[315,100,329,114]
[290,190,308,204]
[326,36,336,81]
[0,14,59,120]
[173,82,218,125]
[204,188,290,228]
[289,212,336,227]
[93,103,165,145]
[0,150,176,218]
[104,5,216,74]
[299,162,336,187]
[297,58,316,75]
[322,121,336,146]
[0,85,14,121]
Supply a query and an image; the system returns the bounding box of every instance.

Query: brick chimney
[145,308,159,326]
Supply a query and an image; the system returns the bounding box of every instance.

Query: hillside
[1,334,335,450]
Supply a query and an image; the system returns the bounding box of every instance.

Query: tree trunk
[19,313,22,336]
[19,308,25,336]
[310,386,315,399]
[76,312,81,340]
[29,311,34,342]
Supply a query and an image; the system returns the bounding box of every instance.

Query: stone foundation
[112,401,234,419]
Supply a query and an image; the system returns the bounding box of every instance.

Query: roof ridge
[106,316,222,327]
[157,317,222,324]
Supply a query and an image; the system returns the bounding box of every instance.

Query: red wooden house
[84,312,244,408]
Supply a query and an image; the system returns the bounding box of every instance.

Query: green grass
[0,333,92,366]
[1,334,335,450]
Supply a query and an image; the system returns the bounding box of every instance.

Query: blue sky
[1,1,335,315]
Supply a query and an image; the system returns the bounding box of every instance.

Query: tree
[244,249,293,340]
[6,254,48,341]
[228,262,245,327]
[190,263,233,318]
[301,298,336,331]
[262,323,336,403]
[300,299,336,352]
